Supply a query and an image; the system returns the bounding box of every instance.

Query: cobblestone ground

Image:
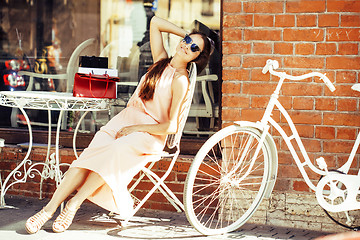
[0,195,333,240]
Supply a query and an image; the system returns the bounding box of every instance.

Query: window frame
[0,0,223,156]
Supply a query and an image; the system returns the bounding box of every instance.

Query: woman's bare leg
[43,167,90,215]
[66,171,106,209]
[25,167,90,234]
[51,171,105,233]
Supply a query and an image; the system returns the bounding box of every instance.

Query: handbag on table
[73,72,120,99]
[79,56,108,68]
[78,67,118,77]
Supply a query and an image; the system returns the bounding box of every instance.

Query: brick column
[222,0,360,231]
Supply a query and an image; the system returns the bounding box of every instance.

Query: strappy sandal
[52,204,79,233]
[25,208,53,234]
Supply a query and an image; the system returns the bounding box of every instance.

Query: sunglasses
[182,34,201,53]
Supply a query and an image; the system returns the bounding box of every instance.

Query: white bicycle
[183,59,360,235]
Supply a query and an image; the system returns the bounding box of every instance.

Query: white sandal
[25,208,53,234]
[52,204,79,233]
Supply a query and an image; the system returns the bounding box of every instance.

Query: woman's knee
[65,167,89,179]
[87,171,105,184]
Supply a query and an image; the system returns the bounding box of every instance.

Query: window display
[0,0,220,139]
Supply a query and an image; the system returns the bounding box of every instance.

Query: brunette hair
[139,31,212,101]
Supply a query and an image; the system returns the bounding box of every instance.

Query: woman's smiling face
[176,34,204,62]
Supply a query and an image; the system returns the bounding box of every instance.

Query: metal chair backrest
[66,38,97,92]
[166,62,197,150]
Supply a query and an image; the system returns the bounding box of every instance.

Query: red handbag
[73,72,120,99]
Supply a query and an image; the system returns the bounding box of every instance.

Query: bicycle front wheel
[184,125,274,235]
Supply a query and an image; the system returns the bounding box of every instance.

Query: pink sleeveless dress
[70,64,177,217]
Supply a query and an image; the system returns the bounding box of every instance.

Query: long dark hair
[139,31,211,101]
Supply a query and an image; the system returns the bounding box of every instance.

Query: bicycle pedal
[316,157,328,171]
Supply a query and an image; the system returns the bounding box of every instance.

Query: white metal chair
[119,62,197,225]
[16,38,97,129]
[185,72,219,135]
[19,38,97,93]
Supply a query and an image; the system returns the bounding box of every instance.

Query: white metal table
[0,91,110,208]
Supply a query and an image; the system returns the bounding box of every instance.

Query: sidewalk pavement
[0,195,335,240]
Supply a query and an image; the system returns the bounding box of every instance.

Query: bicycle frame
[259,88,324,191]
[255,60,358,191]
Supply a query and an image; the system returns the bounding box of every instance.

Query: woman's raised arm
[149,16,188,63]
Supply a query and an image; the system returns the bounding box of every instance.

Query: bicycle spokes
[184,127,272,234]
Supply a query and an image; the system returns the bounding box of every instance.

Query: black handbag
[79,56,108,68]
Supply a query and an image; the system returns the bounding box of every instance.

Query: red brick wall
[222,0,360,192]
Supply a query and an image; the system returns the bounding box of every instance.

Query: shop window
[0,0,221,150]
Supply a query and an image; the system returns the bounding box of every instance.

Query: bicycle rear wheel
[184,125,275,235]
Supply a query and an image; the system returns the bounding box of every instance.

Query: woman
[25,16,212,234]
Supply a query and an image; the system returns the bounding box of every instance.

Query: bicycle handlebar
[262,59,336,92]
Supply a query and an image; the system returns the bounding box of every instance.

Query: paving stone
[0,195,336,240]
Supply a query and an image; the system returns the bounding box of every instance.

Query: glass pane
[0,0,220,138]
